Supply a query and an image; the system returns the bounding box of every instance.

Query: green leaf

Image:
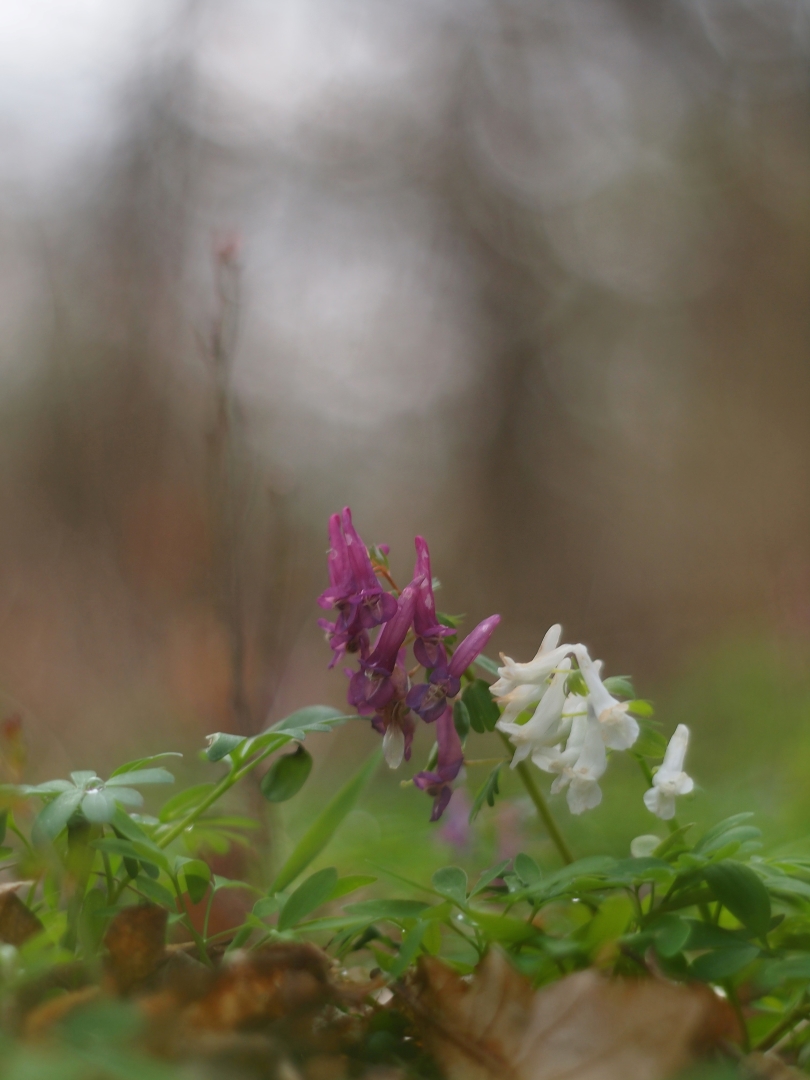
[70,771,100,788]
[133,874,176,909]
[603,675,634,698]
[344,899,430,921]
[389,921,426,979]
[296,915,373,934]
[19,779,75,796]
[565,670,587,697]
[109,753,183,778]
[159,784,216,823]
[270,749,381,893]
[270,706,352,738]
[758,956,810,991]
[585,894,634,950]
[462,680,500,733]
[93,837,170,875]
[694,814,756,854]
[205,733,245,762]
[181,859,211,905]
[453,699,471,741]
[609,859,674,892]
[0,810,8,846]
[690,944,760,982]
[278,867,339,930]
[81,790,117,824]
[432,866,468,906]
[649,914,691,958]
[469,860,511,898]
[699,826,762,857]
[260,746,313,803]
[653,824,694,859]
[110,805,160,846]
[253,896,281,919]
[106,787,143,809]
[515,854,542,887]
[106,769,175,787]
[627,699,654,717]
[704,861,771,939]
[32,788,85,844]
[329,875,377,900]
[684,920,751,950]
[469,763,502,823]
[467,911,537,945]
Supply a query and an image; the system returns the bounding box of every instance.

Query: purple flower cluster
[318,508,500,820]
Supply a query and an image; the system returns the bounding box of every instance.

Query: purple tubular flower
[317,508,398,664]
[371,677,416,768]
[448,614,501,677]
[318,617,369,669]
[341,508,398,630]
[411,537,454,669]
[318,513,354,610]
[406,613,501,722]
[348,586,416,712]
[414,707,464,821]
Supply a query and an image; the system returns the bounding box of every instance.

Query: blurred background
[0,0,809,870]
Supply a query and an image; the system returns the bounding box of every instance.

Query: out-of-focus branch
[204,235,252,735]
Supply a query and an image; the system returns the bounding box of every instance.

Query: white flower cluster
[491,626,693,818]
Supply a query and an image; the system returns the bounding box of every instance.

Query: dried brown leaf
[181,943,333,1033]
[743,1052,805,1079]
[0,884,43,945]
[104,903,168,993]
[22,986,101,1038]
[411,950,742,1080]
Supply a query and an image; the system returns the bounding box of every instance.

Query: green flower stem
[497,731,573,865]
[724,982,750,1052]
[157,740,284,850]
[102,851,115,906]
[170,872,213,969]
[754,996,809,1053]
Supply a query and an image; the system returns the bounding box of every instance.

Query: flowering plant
[0,510,809,1078]
[317,508,692,841]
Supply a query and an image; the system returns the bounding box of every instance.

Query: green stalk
[497,731,573,864]
[754,997,808,1053]
[157,740,284,850]
[170,873,213,969]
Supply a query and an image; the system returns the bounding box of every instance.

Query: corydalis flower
[371,677,416,770]
[534,714,607,815]
[411,537,454,668]
[491,625,576,696]
[407,614,501,722]
[491,625,577,725]
[643,724,694,820]
[574,646,639,751]
[318,509,397,664]
[497,658,572,767]
[348,587,416,713]
[413,707,464,821]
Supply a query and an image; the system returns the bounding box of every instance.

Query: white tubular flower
[643,724,694,820]
[574,646,639,751]
[535,714,607,815]
[495,682,546,726]
[382,724,405,769]
[491,625,576,694]
[498,659,571,767]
